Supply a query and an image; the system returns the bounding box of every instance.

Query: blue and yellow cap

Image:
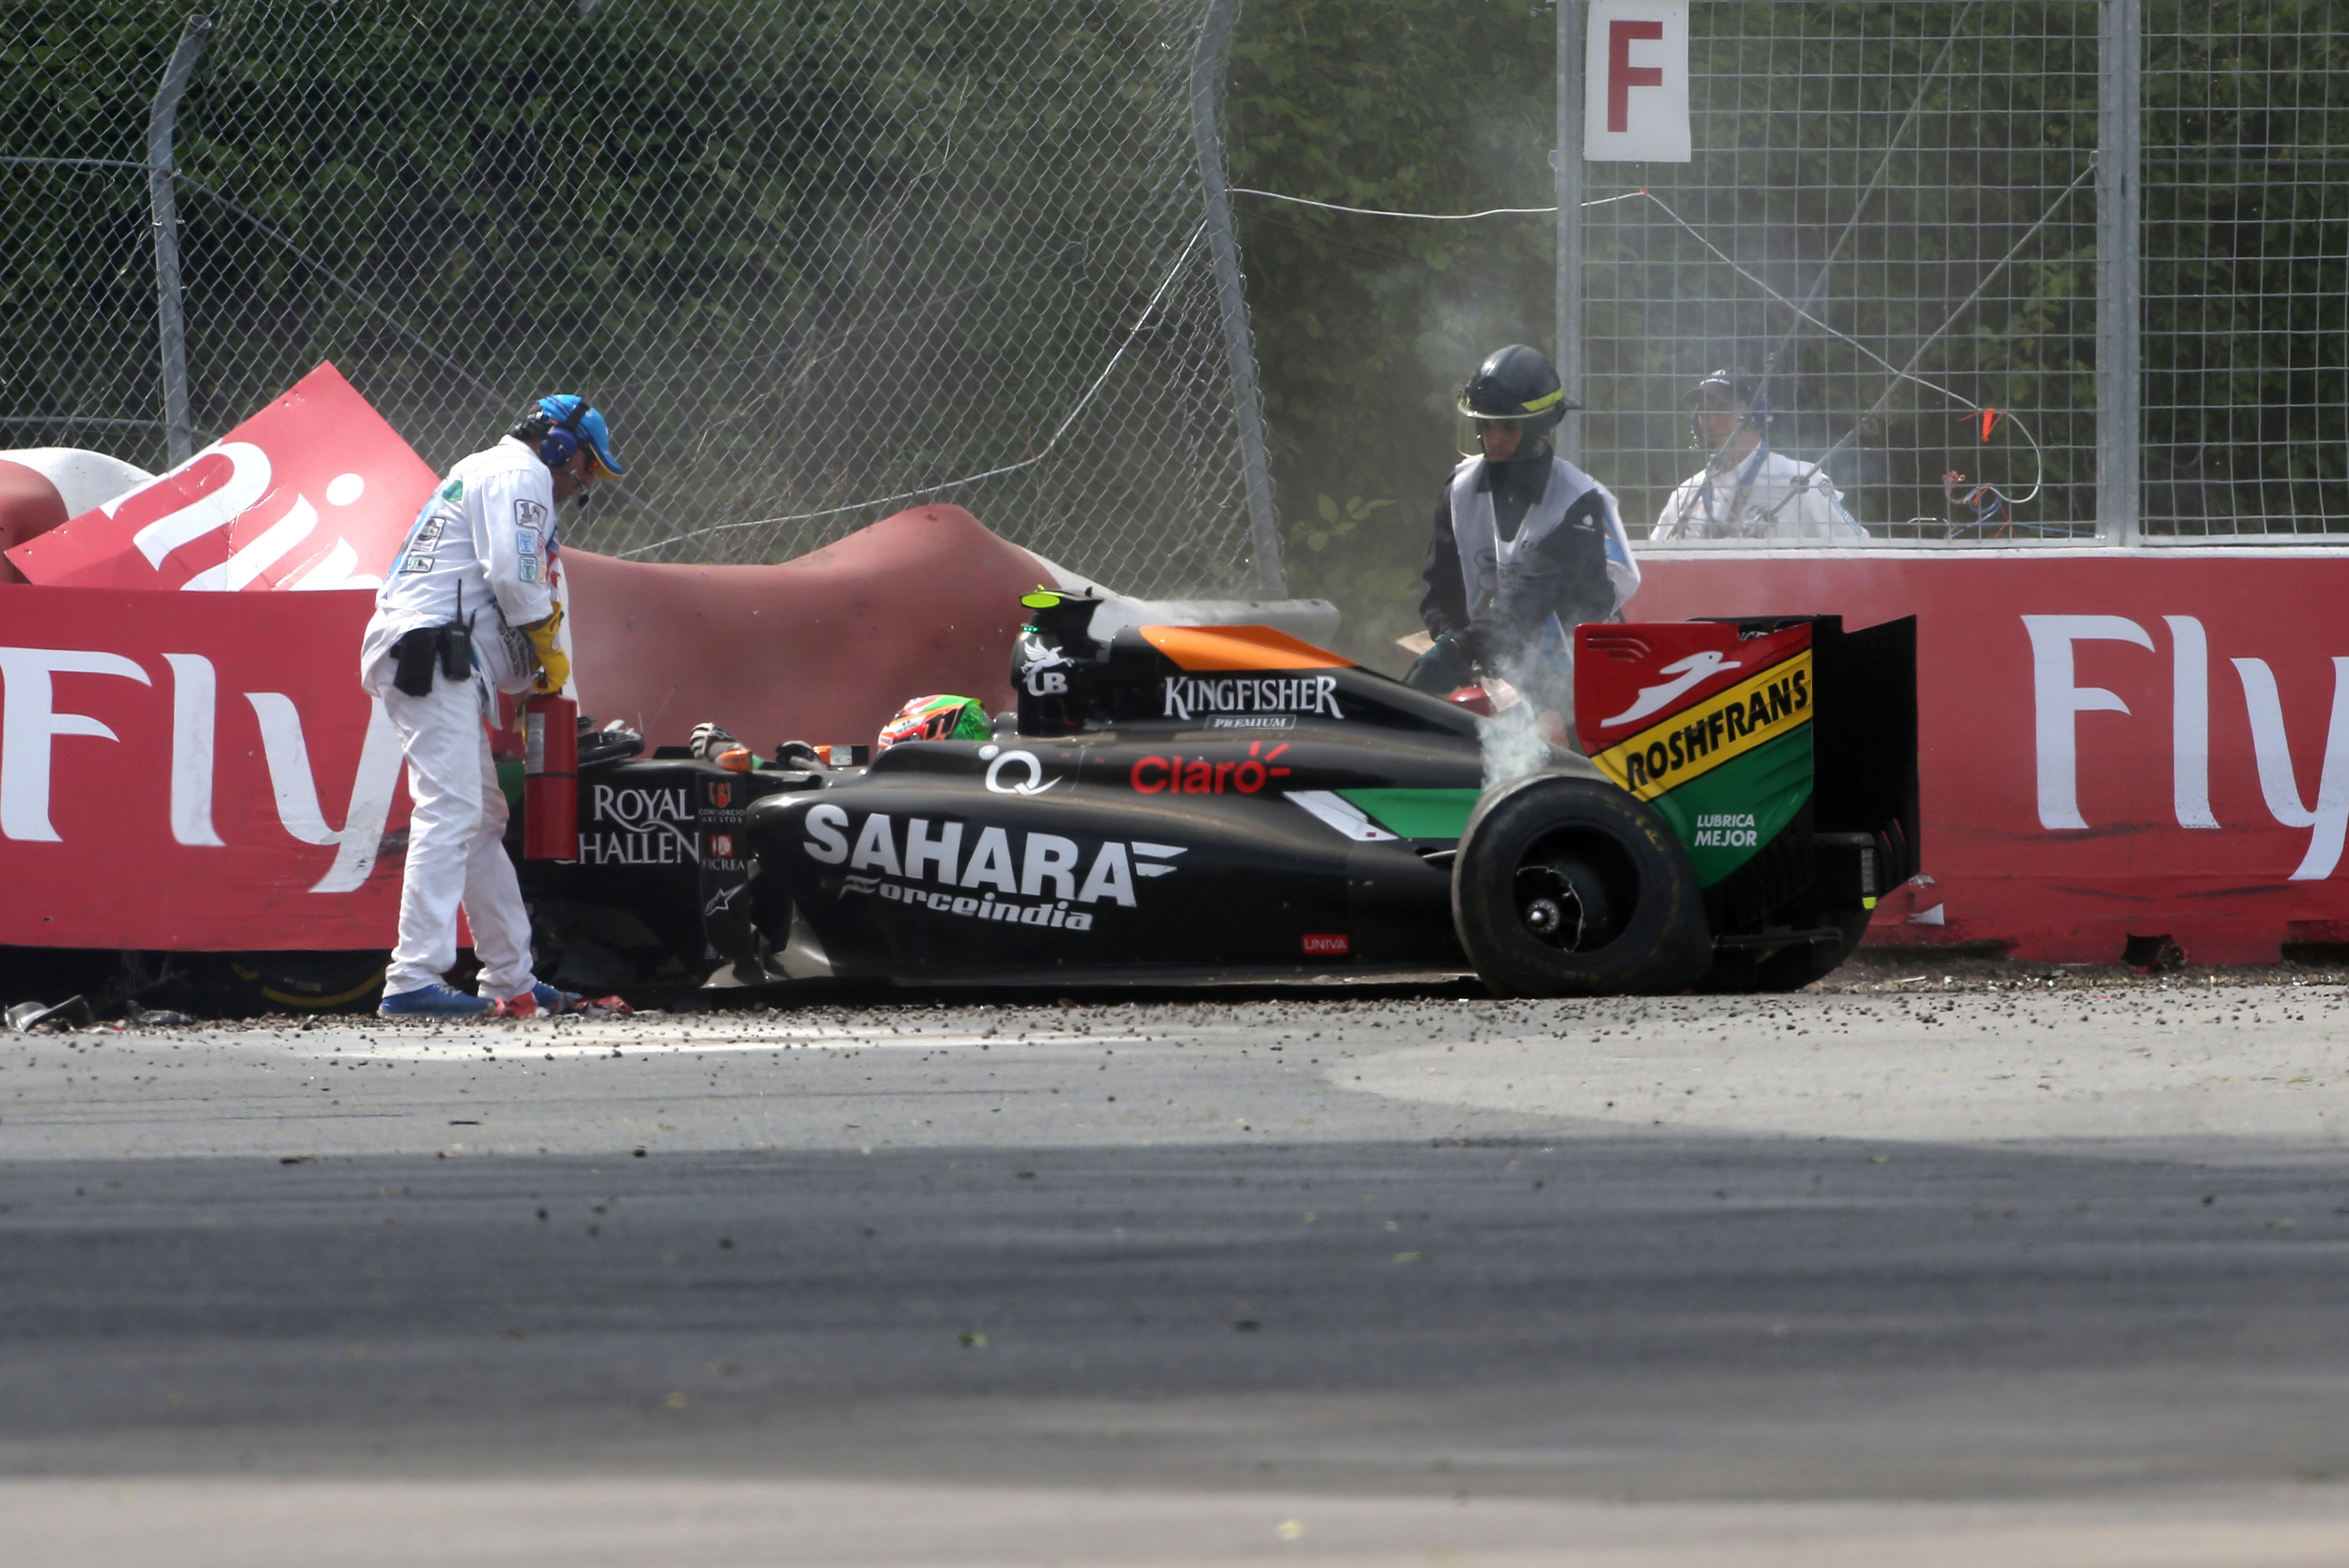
[537,394,627,479]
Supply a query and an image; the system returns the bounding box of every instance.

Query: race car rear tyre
[1453,772,1710,997]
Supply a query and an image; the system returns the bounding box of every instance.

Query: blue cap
[536,394,627,479]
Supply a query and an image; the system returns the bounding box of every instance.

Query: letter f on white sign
[2023,615,2153,830]
[1584,1,1692,162]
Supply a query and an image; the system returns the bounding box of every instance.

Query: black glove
[1447,625,1492,666]
[1401,628,1481,696]
[688,721,738,760]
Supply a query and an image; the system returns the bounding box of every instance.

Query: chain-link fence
[1563,0,2347,545]
[2142,0,2348,538]
[1580,0,2099,543]
[2,0,1280,596]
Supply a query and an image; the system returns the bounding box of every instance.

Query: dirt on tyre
[1452,769,1710,998]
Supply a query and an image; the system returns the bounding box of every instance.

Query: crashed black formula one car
[524,591,1914,998]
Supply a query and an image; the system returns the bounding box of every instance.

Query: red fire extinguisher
[522,693,578,861]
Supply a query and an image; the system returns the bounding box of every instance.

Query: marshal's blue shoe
[378,982,493,1018]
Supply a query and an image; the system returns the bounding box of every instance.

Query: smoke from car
[1475,629,1583,790]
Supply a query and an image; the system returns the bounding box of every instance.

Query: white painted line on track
[282,1027,1152,1062]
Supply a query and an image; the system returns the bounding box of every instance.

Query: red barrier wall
[8,366,437,594]
[1632,548,2349,963]
[0,584,402,949]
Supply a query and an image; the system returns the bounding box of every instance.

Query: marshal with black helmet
[1408,345,1640,703]
[514,587,1916,997]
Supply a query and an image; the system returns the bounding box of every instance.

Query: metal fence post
[149,13,211,468]
[1555,0,1587,465]
[2095,0,2142,544]
[1191,0,1285,595]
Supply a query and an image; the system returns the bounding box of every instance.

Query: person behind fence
[359,396,627,1019]
[1404,344,1640,700]
[1649,367,1866,542]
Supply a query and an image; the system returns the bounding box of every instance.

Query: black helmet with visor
[1456,344,1575,457]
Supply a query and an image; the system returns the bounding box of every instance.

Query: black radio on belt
[389,584,474,698]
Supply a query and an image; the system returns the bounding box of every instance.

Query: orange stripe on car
[1140,624,1354,672]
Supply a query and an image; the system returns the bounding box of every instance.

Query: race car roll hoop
[653,589,1921,997]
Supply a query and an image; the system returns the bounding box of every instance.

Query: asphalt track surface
[7,965,2349,1565]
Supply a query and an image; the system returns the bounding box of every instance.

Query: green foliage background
[1,0,1257,588]
[2141,0,2349,529]
[1227,0,1562,664]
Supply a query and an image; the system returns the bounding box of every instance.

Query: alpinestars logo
[1602,650,1741,728]
[802,805,1183,932]
[1162,675,1341,722]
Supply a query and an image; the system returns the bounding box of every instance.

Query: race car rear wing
[1576,613,1919,934]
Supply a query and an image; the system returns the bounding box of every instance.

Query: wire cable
[1741,160,2096,532]
[1236,174,2059,532]
[1634,183,2057,528]
[9,159,499,404]
[1749,1,1978,413]
[0,155,152,172]
[614,220,1212,560]
[1226,188,1648,221]
[1239,208,1552,307]
[172,177,505,402]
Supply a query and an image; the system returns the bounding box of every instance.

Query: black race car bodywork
[584,591,1919,997]
[747,704,1474,985]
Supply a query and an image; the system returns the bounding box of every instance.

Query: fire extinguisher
[522,693,578,861]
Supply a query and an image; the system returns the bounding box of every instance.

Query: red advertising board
[5,363,435,593]
[1630,549,2349,963]
[0,584,404,949]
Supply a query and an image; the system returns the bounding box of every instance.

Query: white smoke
[1476,643,1577,790]
[1478,700,1554,790]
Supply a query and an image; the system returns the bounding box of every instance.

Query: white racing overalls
[358,437,565,999]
